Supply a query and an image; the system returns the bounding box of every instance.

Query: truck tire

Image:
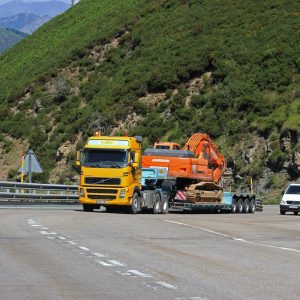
[153,192,161,214]
[242,199,250,213]
[161,192,169,214]
[83,204,95,212]
[294,212,298,215]
[249,199,255,213]
[280,210,285,215]
[128,192,140,214]
[231,199,237,213]
[236,199,243,213]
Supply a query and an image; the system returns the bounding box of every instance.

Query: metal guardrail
[0,181,79,204]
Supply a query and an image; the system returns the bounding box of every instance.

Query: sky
[0,0,71,4]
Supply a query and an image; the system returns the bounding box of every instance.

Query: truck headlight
[280,199,286,205]
[79,188,85,197]
[120,189,126,198]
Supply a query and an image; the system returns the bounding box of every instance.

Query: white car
[280,184,300,215]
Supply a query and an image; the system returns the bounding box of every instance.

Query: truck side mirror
[75,151,81,168]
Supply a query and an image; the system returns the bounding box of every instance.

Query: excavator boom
[181,133,226,183]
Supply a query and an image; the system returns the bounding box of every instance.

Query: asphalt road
[0,205,299,300]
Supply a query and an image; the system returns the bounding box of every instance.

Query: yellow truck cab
[77,133,142,213]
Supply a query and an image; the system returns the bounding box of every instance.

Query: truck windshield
[286,185,300,194]
[82,149,128,168]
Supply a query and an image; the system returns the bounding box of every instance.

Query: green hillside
[0,0,299,202]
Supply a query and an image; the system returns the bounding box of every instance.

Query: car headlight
[280,199,286,205]
[120,189,126,198]
[79,188,85,197]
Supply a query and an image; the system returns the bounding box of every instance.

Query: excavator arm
[181,133,226,184]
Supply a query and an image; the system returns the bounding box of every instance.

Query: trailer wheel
[153,192,161,214]
[161,193,169,214]
[236,199,243,213]
[231,199,237,213]
[249,199,255,213]
[128,192,140,214]
[242,199,250,213]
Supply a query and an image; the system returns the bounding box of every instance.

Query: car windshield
[82,149,128,168]
[286,185,300,194]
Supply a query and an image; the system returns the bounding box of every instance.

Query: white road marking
[176,297,209,300]
[39,231,57,235]
[27,220,37,224]
[28,219,175,293]
[67,241,77,245]
[92,252,106,258]
[97,260,114,267]
[233,238,300,253]
[107,260,126,267]
[123,270,152,278]
[79,246,90,251]
[165,220,230,238]
[165,220,300,254]
[155,281,177,289]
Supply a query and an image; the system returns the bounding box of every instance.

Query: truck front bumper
[79,186,132,206]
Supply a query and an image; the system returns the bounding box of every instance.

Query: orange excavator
[142,133,226,204]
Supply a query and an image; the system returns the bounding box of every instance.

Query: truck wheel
[294,212,298,215]
[236,199,243,213]
[231,199,237,213]
[280,210,285,215]
[242,199,250,213]
[249,199,255,213]
[161,193,169,214]
[153,192,161,214]
[128,192,140,214]
[83,204,94,212]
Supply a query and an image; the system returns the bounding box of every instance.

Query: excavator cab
[154,142,180,150]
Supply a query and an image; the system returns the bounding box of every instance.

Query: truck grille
[87,188,118,201]
[87,189,118,194]
[88,195,116,200]
[85,177,121,185]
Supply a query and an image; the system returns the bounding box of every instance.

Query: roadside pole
[28,150,32,183]
[21,152,25,183]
